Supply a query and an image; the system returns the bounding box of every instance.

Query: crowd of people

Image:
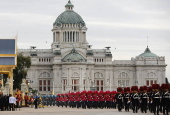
[0,92,35,111]
[0,83,170,115]
[0,94,18,111]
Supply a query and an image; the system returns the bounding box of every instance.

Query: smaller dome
[62,48,86,62]
[65,0,74,7]
[139,46,157,57]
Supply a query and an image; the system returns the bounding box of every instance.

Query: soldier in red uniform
[80,91,87,109]
[87,91,93,109]
[63,93,68,108]
[60,94,64,107]
[93,91,99,108]
[98,91,105,109]
[105,91,111,109]
[56,94,60,107]
[111,91,116,109]
[75,92,81,108]
[69,92,75,108]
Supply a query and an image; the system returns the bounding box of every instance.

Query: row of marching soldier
[54,83,170,115]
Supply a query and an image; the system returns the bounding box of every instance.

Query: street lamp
[88,78,96,91]
[107,77,111,91]
[28,80,33,95]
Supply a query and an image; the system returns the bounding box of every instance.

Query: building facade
[19,1,167,94]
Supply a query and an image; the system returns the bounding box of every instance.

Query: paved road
[1,106,156,115]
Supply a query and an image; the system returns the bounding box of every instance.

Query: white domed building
[19,1,167,94]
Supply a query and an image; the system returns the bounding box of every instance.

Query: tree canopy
[13,53,31,89]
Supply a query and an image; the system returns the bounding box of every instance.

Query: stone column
[75,31,77,43]
[9,74,13,94]
[5,78,10,95]
[71,31,73,42]
[55,32,56,42]
[21,79,28,94]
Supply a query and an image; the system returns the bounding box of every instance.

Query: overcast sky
[0,0,170,80]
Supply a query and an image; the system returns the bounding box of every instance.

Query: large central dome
[53,0,86,27]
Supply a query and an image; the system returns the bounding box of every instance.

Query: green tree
[13,53,31,89]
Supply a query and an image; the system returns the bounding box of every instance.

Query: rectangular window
[97,80,99,86]
[71,79,79,92]
[146,80,149,86]
[154,80,157,84]
[122,80,125,87]
[101,80,103,85]
[39,87,42,91]
[63,79,67,85]
[118,80,121,86]
[150,80,153,85]
[101,87,103,91]
[48,87,50,91]
[74,80,76,84]
[126,80,129,86]
[48,80,50,85]
[74,86,77,91]
[43,80,46,85]
[43,87,46,91]
[97,87,99,91]
[39,80,42,85]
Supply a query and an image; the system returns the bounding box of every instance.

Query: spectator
[0,94,4,111]
[34,97,38,109]
[4,95,9,111]
[9,94,16,111]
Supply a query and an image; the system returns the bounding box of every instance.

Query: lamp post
[28,80,33,95]
[107,77,111,91]
[88,78,96,91]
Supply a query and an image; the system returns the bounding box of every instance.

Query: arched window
[39,72,51,92]
[117,72,129,87]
